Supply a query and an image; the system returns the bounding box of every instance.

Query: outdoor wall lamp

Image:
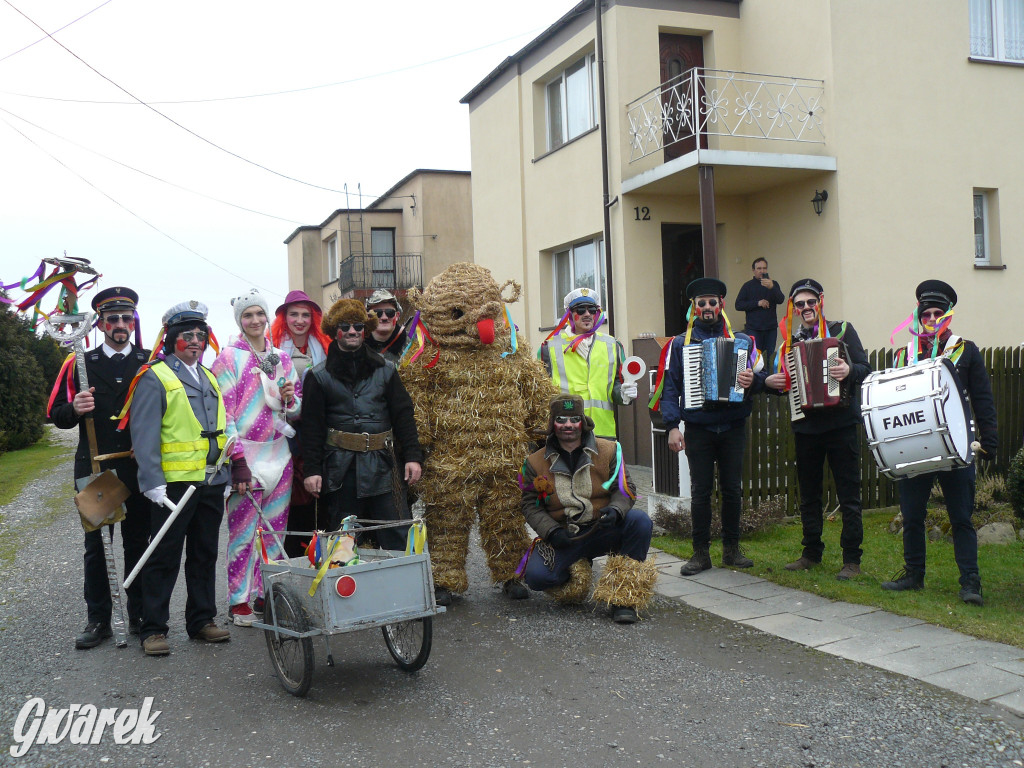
[811,189,828,216]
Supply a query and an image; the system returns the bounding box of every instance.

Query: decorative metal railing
[337,253,422,295]
[626,68,826,161]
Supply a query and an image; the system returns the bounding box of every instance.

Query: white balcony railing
[626,68,826,162]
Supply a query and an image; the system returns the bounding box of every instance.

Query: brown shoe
[192,622,231,643]
[142,634,170,656]
[836,563,862,581]
[784,556,820,571]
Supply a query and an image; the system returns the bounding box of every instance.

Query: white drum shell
[861,357,975,480]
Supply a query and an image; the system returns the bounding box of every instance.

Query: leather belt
[326,429,393,452]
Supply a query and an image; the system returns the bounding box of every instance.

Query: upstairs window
[546,53,599,151]
[326,237,338,282]
[553,238,606,319]
[970,0,1024,61]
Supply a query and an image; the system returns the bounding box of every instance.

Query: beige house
[285,169,473,310]
[462,0,1022,465]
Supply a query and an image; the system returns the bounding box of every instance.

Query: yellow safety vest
[150,361,227,482]
[548,329,621,438]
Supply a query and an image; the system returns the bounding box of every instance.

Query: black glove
[980,446,997,462]
[597,506,621,529]
[548,528,572,550]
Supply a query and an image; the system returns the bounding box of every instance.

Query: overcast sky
[0,0,571,358]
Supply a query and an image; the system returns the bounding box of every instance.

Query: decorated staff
[764,279,871,581]
[879,280,997,606]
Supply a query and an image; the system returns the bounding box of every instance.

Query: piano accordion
[784,337,850,422]
[680,336,752,409]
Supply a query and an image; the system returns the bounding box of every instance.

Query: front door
[661,223,704,337]
[659,33,706,162]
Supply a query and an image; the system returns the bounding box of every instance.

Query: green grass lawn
[0,432,73,506]
[654,507,1024,648]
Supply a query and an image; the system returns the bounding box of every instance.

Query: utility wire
[0,115,283,297]
[0,0,115,64]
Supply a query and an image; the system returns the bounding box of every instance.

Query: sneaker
[679,548,712,576]
[252,597,265,616]
[836,563,861,581]
[722,545,753,568]
[958,575,984,606]
[501,580,529,600]
[784,556,820,572]
[192,622,231,643]
[881,567,924,591]
[230,603,256,627]
[75,621,112,650]
[611,605,638,624]
[142,634,170,656]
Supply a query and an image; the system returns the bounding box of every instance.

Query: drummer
[764,279,871,580]
[881,280,997,605]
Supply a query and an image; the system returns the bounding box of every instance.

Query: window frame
[970,0,1024,63]
[545,53,598,151]
[551,237,607,320]
[326,236,338,282]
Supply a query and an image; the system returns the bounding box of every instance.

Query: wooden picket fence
[742,346,1024,513]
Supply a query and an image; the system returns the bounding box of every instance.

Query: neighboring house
[462,0,1023,467]
[285,169,473,309]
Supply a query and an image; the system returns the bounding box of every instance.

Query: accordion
[785,337,850,422]
[681,336,752,409]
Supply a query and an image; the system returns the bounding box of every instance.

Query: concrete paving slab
[922,663,1024,702]
[717,580,796,600]
[888,623,973,651]
[703,597,792,622]
[651,550,682,565]
[817,634,921,663]
[656,575,717,598]
[988,689,1024,717]
[793,601,879,622]
[755,591,833,613]
[680,590,765,610]
[867,644,977,678]
[685,568,766,589]
[991,659,1024,677]
[742,613,860,647]
[838,610,926,633]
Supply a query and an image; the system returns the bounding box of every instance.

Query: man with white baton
[128,301,240,655]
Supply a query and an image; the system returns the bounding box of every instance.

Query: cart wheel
[263,583,314,697]
[382,617,432,672]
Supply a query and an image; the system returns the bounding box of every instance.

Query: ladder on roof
[343,183,365,258]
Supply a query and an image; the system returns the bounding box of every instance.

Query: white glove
[620,382,638,403]
[144,485,168,506]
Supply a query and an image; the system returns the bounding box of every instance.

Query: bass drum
[861,356,975,480]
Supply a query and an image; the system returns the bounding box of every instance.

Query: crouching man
[518,395,656,624]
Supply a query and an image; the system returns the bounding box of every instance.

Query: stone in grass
[976,522,1017,545]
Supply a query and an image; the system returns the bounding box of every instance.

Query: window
[973,189,1001,266]
[970,0,1024,61]
[546,53,598,151]
[326,237,338,282]
[370,228,396,288]
[552,238,606,319]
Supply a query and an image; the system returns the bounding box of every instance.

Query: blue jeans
[684,423,746,549]
[898,465,977,585]
[524,508,653,591]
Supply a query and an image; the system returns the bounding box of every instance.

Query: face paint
[175,337,188,354]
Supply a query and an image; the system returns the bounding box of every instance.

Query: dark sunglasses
[372,308,398,319]
[572,305,599,316]
[338,323,365,333]
[554,415,583,425]
[104,314,135,324]
[696,298,719,308]
[793,298,819,310]
[181,331,207,342]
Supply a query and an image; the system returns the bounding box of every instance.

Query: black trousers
[899,465,978,585]
[139,482,224,641]
[323,465,408,551]
[684,423,746,549]
[746,327,778,373]
[83,491,151,624]
[794,425,863,564]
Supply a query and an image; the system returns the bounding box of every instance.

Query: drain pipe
[595,0,615,336]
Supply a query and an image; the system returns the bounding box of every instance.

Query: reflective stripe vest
[548,329,620,438]
[150,361,227,482]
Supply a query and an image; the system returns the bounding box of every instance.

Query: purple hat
[275,289,322,316]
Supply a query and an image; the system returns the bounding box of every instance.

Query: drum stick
[971,441,985,454]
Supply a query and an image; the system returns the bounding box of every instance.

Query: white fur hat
[231,289,270,329]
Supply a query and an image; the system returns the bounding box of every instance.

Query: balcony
[337,253,423,296]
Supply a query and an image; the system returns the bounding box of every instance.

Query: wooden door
[661,223,704,337]
[659,33,706,161]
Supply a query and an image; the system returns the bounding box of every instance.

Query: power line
[0,25,546,104]
[0,115,284,298]
[0,0,116,64]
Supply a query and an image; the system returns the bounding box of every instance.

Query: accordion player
[784,337,850,421]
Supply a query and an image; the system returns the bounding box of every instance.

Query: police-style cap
[162,300,208,327]
[563,287,600,312]
[789,278,824,298]
[916,280,957,311]
[91,286,138,313]
[686,277,727,301]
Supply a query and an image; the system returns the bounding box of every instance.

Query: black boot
[501,579,529,600]
[679,547,712,576]
[75,621,112,650]
[881,567,924,591]
[958,574,984,606]
[722,544,753,568]
[434,587,453,607]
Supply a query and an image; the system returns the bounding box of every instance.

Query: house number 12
[633,206,650,221]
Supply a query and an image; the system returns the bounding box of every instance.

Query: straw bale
[545,559,592,604]
[591,554,658,611]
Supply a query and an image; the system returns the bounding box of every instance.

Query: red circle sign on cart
[335,574,357,598]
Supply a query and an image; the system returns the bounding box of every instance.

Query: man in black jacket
[881,280,998,606]
[764,279,871,580]
[734,258,785,371]
[50,286,151,649]
[302,299,424,550]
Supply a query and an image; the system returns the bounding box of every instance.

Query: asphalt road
[2,429,1023,768]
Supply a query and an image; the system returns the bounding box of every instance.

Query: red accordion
[784,337,849,421]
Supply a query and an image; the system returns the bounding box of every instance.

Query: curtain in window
[547,80,564,149]
[554,250,571,316]
[370,230,395,288]
[971,0,995,56]
[974,194,987,261]
[1004,0,1024,59]
[565,59,590,140]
